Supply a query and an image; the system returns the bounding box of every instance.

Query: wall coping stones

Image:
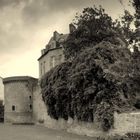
[3,76,38,84]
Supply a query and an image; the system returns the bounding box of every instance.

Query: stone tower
[3,76,38,123]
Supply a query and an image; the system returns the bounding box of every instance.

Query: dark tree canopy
[63,6,135,61]
[41,2,140,131]
[41,41,140,131]
[131,0,140,44]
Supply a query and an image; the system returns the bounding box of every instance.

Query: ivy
[41,41,140,131]
[40,3,140,131]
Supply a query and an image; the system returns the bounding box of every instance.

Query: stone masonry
[3,76,38,123]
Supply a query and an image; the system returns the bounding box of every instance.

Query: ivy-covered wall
[33,85,140,137]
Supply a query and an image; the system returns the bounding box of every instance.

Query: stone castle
[3,33,66,123]
[3,24,76,124]
[38,31,68,78]
[2,24,140,137]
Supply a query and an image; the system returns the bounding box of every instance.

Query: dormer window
[51,41,56,48]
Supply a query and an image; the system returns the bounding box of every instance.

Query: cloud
[22,0,92,24]
[0,0,131,25]
[0,0,26,8]
[0,0,133,78]
[21,0,132,24]
[0,0,92,55]
[0,0,79,78]
[0,3,27,54]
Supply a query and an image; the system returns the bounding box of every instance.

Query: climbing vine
[40,3,140,131]
[41,41,140,131]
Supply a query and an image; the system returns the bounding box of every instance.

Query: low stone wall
[33,85,140,137]
[32,84,48,124]
[113,112,140,135]
[4,112,32,123]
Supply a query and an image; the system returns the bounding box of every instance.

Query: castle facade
[3,24,75,123]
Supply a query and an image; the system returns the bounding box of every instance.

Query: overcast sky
[0,0,133,78]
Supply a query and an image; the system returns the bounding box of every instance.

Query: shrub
[41,41,140,131]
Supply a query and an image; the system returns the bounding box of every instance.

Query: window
[30,105,32,110]
[51,41,56,48]
[29,96,32,100]
[50,56,55,68]
[43,61,46,74]
[58,55,62,64]
[40,63,43,76]
[40,61,46,76]
[12,105,15,111]
[52,57,55,67]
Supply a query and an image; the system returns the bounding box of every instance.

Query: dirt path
[0,123,96,140]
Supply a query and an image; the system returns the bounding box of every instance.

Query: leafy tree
[130,0,140,45]
[132,0,140,28]
[41,2,140,131]
[64,6,135,60]
[41,41,140,131]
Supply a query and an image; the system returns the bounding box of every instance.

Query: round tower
[3,76,38,123]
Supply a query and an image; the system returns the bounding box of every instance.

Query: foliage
[41,62,71,120]
[132,0,140,28]
[41,2,140,132]
[130,0,140,46]
[41,41,140,131]
[97,133,140,140]
[63,6,135,61]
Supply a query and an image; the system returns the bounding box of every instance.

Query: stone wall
[33,84,69,128]
[33,85,105,137]
[3,76,37,123]
[0,77,4,100]
[33,85,140,137]
[113,112,140,135]
[32,83,47,123]
[38,48,64,79]
[3,77,140,136]
[2,73,139,136]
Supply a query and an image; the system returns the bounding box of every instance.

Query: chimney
[53,31,60,41]
[41,49,46,55]
[69,23,76,33]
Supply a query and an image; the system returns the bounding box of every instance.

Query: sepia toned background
[0,0,133,78]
